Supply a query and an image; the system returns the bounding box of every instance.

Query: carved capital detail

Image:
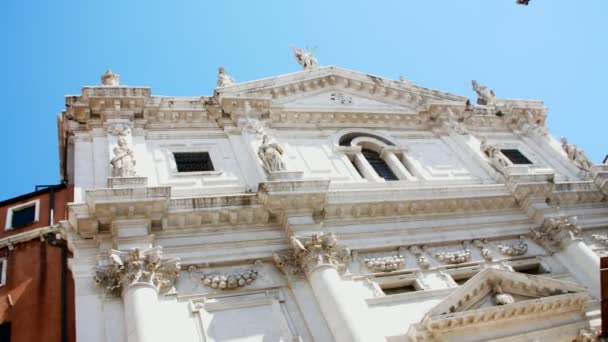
[532,215,582,252]
[94,247,181,296]
[273,233,351,275]
[574,329,600,342]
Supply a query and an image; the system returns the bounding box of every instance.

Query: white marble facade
[58,64,607,342]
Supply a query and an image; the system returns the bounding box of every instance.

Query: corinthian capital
[273,233,350,275]
[532,215,582,252]
[95,246,181,296]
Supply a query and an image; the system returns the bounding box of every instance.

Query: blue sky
[1,0,606,199]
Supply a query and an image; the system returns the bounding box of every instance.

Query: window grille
[500,149,533,165]
[174,152,214,172]
[362,149,398,181]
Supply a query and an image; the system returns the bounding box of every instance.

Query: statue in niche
[216,66,236,87]
[110,137,137,177]
[257,134,286,172]
[290,45,319,70]
[560,137,593,172]
[471,80,496,105]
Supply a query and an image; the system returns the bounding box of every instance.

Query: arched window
[362,149,398,181]
[336,131,416,182]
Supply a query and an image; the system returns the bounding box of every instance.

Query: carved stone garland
[435,245,472,265]
[188,260,262,290]
[532,215,582,252]
[273,233,351,275]
[364,255,405,272]
[94,247,181,296]
[473,240,493,261]
[496,236,528,256]
[409,245,430,269]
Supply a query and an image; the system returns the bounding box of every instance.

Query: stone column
[353,152,383,182]
[95,247,181,342]
[533,215,600,297]
[381,147,416,181]
[273,233,369,342]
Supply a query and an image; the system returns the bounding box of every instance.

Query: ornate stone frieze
[110,137,137,177]
[473,240,493,261]
[471,80,496,106]
[561,137,593,172]
[496,236,528,256]
[329,92,353,105]
[479,137,511,175]
[107,123,132,136]
[363,255,405,273]
[217,66,236,88]
[273,233,351,275]
[532,215,582,252]
[590,233,608,246]
[435,248,471,264]
[290,45,318,70]
[94,247,181,296]
[188,261,261,290]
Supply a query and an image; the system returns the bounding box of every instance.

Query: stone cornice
[0,225,58,250]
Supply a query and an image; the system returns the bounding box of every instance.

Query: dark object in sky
[516,0,530,5]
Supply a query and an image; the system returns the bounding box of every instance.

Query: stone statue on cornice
[110,137,137,177]
[290,45,319,70]
[471,80,496,106]
[560,137,593,172]
[258,134,286,172]
[217,66,236,87]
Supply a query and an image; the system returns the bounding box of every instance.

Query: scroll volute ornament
[273,233,351,275]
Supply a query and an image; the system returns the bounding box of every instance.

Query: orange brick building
[0,183,74,342]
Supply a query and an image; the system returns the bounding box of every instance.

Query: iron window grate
[500,149,533,165]
[174,152,214,172]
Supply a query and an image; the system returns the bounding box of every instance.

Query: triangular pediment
[408,268,590,341]
[427,268,586,317]
[217,66,467,110]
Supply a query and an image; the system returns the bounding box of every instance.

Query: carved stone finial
[480,137,511,175]
[290,45,319,70]
[101,69,120,86]
[257,134,286,172]
[110,137,137,177]
[94,247,181,296]
[532,215,582,252]
[217,66,236,88]
[273,233,350,275]
[560,137,593,172]
[471,80,496,106]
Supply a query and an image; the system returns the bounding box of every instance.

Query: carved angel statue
[290,45,319,70]
[480,137,510,174]
[471,80,496,106]
[110,137,137,177]
[257,134,286,172]
[560,137,593,172]
[217,66,236,87]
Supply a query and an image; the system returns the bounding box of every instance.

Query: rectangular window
[5,200,39,230]
[173,152,214,172]
[500,149,533,165]
[381,283,419,295]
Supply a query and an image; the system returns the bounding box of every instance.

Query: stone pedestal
[107,176,148,189]
[267,171,304,181]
